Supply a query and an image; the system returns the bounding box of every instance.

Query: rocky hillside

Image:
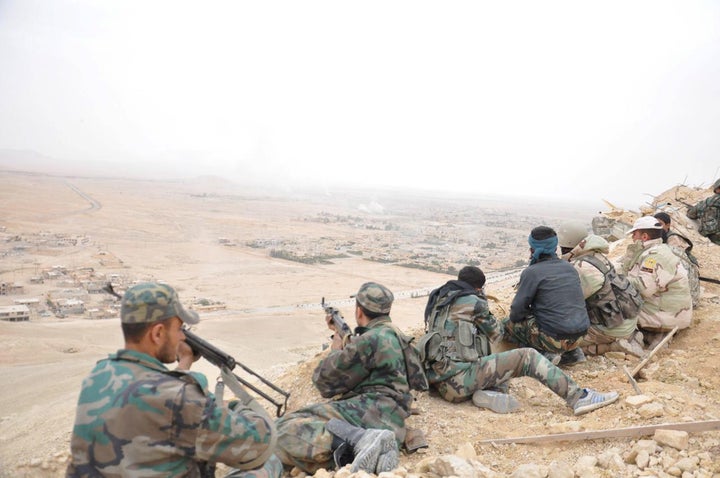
[261,185,720,478]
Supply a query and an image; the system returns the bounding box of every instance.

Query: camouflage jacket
[313,316,414,413]
[66,349,275,478]
[422,281,502,381]
[687,192,720,240]
[625,238,693,331]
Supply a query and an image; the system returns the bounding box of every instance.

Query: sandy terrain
[1,171,719,477]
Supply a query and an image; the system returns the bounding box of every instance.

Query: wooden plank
[477,420,720,445]
[631,326,679,377]
[623,365,642,394]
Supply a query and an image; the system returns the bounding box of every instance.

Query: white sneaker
[572,388,619,416]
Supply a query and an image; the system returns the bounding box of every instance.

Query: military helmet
[557,221,588,249]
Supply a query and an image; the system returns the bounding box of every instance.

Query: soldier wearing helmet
[559,222,644,358]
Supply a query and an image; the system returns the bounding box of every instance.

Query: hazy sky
[1,1,719,209]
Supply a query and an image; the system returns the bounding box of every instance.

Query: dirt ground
[1,172,719,477]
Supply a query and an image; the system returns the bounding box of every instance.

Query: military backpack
[578,254,643,328]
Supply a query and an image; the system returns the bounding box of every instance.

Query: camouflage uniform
[562,235,640,354]
[275,316,413,474]
[623,238,693,332]
[67,282,281,478]
[420,279,585,406]
[66,349,280,478]
[686,187,720,245]
[665,236,701,307]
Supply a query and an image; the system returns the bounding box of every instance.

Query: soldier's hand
[325,313,337,332]
[176,341,200,370]
[330,331,344,351]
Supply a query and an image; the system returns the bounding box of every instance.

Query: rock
[596,449,624,470]
[416,455,476,478]
[674,456,699,472]
[547,461,573,478]
[666,465,682,476]
[635,450,650,469]
[455,442,477,459]
[510,463,548,478]
[548,421,583,434]
[638,402,665,418]
[605,351,626,360]
[654,429,689,450]
[313,469,332,478]
[573,455,598,476]
[624,394,654,407]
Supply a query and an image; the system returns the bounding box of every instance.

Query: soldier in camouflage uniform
[686,178,720,245]
[654,212,701,307]
[620,217,693,349]
[557,223,644,358]
[501,226,590,367]
[275,282,424,475]
[421,266,620,416]
[66,282,282,478]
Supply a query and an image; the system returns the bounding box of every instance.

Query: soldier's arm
[472,299,503,342]
[185,382,276,471]
[312,339,371,397]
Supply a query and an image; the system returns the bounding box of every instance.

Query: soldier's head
[626,216,664,242]
[458,266,486,290]
[528,226,558,262]
[653,212,672,231]
[557,221,588,255]
[120,283,199,362]
[713,178,720,193]
[355,282,394,323]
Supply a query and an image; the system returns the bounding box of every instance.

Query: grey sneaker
[472,390,521,413]
[572,388,619,416]
[350,429,397,473]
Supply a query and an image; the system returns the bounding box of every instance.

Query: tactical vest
[418,290,490,366]
[577,254,643,328]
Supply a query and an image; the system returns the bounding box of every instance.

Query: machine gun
[101,283,290,417]
[321,296,352,341]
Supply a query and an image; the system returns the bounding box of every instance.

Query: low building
[0,305,30,322]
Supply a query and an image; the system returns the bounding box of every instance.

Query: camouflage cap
[713,178,720,191]
[355,282,394,314]
[121,282,199,325]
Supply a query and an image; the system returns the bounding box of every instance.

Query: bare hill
[0,173,718,477]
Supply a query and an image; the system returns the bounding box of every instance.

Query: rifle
[321,296,352,341]
[101,283,290,417]
[183,328,290,417]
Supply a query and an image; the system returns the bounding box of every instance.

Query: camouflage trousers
[428,348,582,405]
[275,393,409,474]
[223,455,284,478]
[501,317,582,354]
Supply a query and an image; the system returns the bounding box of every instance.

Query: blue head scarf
[528,234,558,264]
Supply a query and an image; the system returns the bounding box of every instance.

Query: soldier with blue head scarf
[66,282,282,478]
[501,226,590,367]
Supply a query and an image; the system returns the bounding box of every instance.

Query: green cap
[121,282,199,325]
[355,282,394,314]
